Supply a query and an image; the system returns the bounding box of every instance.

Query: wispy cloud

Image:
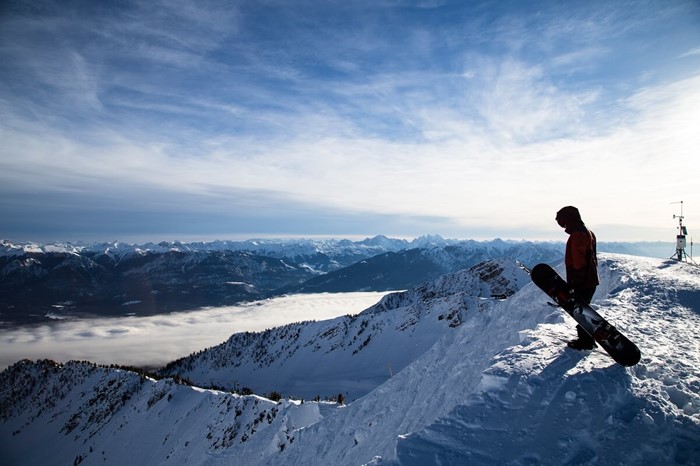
[680,47,700,58]
[1,0,699,242]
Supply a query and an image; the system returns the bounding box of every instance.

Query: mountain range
[1,253,698,465]
[0,236,672,327]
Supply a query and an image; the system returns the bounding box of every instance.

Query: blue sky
[1,0,699,243]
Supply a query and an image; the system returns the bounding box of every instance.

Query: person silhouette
[555,206,599,350]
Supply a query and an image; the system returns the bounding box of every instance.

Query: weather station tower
[671,201,696,264]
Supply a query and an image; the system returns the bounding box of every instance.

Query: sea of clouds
[0,292,389,370]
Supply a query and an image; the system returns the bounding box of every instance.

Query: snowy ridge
[159,259,531,401]
[1,254,699,465]
[0,236,415,258]
[386,255,700,465]
[277,255,700,466]
[0,360,316,464]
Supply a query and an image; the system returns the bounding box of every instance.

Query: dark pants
[574,287,596,344]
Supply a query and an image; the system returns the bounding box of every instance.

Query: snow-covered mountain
[0,235,419,325]
[0,247,310,326]
[0,236,558,326]
[1,236,674,327]
[2,253,698,465]
[283,240,563,293]
[0,235,414,260]
[157,259,530,401]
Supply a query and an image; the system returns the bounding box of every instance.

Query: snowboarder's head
[556,206,581,228]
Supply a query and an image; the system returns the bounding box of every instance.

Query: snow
[385,255,700,465]
[1,254,699,465]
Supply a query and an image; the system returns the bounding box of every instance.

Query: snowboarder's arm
[569,231,591,271]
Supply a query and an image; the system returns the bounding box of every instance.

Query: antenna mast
[671,201,696,264]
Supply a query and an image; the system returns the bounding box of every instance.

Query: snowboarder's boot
[567,338,597,350]
[567,325,597,350]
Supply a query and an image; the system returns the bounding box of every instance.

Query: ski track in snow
[1,254,699,466]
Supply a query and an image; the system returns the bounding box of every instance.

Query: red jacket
[565,224,599,289]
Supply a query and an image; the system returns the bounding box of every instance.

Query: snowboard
[531,263,641,367]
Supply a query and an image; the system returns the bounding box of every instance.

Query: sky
[0,291,389,370]
[1,0,699,243]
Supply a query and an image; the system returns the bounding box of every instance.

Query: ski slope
[1,254,699,465]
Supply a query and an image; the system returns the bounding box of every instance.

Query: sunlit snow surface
[1,254,699,466]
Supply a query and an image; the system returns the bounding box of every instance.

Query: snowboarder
[555,206,599,350]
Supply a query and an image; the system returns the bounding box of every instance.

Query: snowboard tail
[531,263,641,367]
